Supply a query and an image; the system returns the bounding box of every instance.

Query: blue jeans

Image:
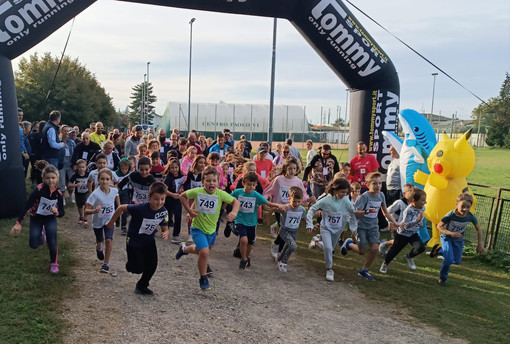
[439,235,464,280]
[44,157,59,169]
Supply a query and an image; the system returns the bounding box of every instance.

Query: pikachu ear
[454,128,473,152]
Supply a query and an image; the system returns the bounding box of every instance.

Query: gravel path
[59,213,464,344]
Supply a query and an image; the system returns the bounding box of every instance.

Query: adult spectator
[274,142,282,157]
[273,145,291,166]
[224,128,234,147]
[73,126,80,136]
[90,121,106,147]
[209,133,228,158]
[156,128,172,165]
[41,110,64,168]
[305,139,316,167]
[89,140,120,171]
[349,141,379,191]
[235,140,250,159]
[72,132,101,167]
[187,132,203,154]
[254,146,274,179]
[386,145,401,205]
[20,121,32,178]
[303,144,340,182]
[89,122,96,133]
[69,128,81,144]
[28,121,43,184]
[59,125,76,199]
[286,138,303,169]
[125,125,145,156]
[17,108,29,164]
[241,134,252,156]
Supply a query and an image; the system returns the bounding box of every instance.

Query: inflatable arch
[0,0,399,218]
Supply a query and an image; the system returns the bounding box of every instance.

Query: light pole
[268,18,277,145]
[430,72,438,123]
[141,73,146,124]
[146,62,150,123]
[187,18,196,134]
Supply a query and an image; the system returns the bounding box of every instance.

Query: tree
[128,82,157,126]
[333,116,346,127]
[472,73,510,148]
[15,52,116,129]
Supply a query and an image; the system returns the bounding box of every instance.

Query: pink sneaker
[78,217,84,225]
[82,218,88,227]
[50,263,59,274]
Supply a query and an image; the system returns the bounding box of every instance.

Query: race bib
[323,167,329,176]
[191,180,203,189]
[220,150,225,157]
[284,211,302,229]
[106,155,114,169]
[365,200,382,218]
[261,170,266,178]
[138,218,161,235]
[325,212,343,229]
[82,151,88,160]
[196,194,218,214]
[160,146,164,153]
[449,220,468,234]
[239,196,256,213]
[279,187,290,203]
[174,176,185,192]
[77,179,89,193]
[132,187,149,203]
[98,204,114,219]
[36,197,58,216]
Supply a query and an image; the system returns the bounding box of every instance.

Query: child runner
[274,186,307,273]
[379,188,427,274]
[115,158,132,234]
[87,153,119,193]
[150,151,165,182]
[379,183,415,258]
[176,166,240,291]
[106,182,170,295]
[84,168,120,273]
[182,155,206,242]
[434,193,484,286]
[181,146,197,175]
[68,159,90,226]
[306,178,357,281]
[207,152,226,188]
[11,165,65,274]
[163,158,185,244]
[341,172,399,280]
[118,157,156,205]
[264,157,314,258]
[231,172,286,269]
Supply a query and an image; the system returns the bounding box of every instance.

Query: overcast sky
[12,0,510,123]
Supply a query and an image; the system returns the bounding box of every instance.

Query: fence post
[487,188,502,250]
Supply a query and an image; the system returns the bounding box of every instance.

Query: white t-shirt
[88,169,119,188]
[86,187,119,228]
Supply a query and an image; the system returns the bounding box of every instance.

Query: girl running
[163,158,185,244]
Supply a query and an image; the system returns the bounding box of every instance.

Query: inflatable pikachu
[414,129,476,247]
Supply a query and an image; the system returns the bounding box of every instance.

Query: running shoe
[121,226,128,235]
[430,244,441,258]
[270,243,279,258]
[326,270,334,282]
[78,217,84,225]
[50,263,59,274]
[135,284,154,295]
[100,263,110,273]
[233,248,242,259]
[186,235,193,243]
[96,247,104,261]
[379,262,388,274]
[438,278,447,287]
[224,222,234,238]
[239,259,247,270]
[175,242,188,260]
[83,218,88,227]
[171,236,181,244]
[278,262,288,273]
[206,265,213,276]
[270,223,279,239]
[404,255,416,270]
[358,268,375,281]
[378,239,387,258]
[246,258,251,269]
[341,238,353,256]
[308,235,320,250]
[199,275,211,291]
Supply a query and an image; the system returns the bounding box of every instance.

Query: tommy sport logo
[309,0,387,77]
[0,0,75,46]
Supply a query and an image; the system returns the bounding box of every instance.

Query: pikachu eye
[436,150,443,157]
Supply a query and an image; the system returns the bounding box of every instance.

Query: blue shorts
[236,223,256,245]
[191,227,217,250]
[357,227,380,249]
[94,225,114,242]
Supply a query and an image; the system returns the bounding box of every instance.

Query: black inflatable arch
[0,0,399,218]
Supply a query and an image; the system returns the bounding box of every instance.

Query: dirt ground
[59,211,464,344]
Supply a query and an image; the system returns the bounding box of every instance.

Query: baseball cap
[257,147,267,154]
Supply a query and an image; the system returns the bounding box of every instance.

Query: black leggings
[384,233,425,265]
[30,216,58,264]
[166,199,182,237]
[126,240,158,289]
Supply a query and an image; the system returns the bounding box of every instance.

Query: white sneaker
[379,261,388,274]
[187,235,193,243]
[317,241,324,250]
[326,270,334,281]
[278,261,287,273]
[270,243,279,258]
[308,235,320,250]
[404,255,416,270]
[270,223,279,239]
[171,236,181,244]
[378,240,387,258]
